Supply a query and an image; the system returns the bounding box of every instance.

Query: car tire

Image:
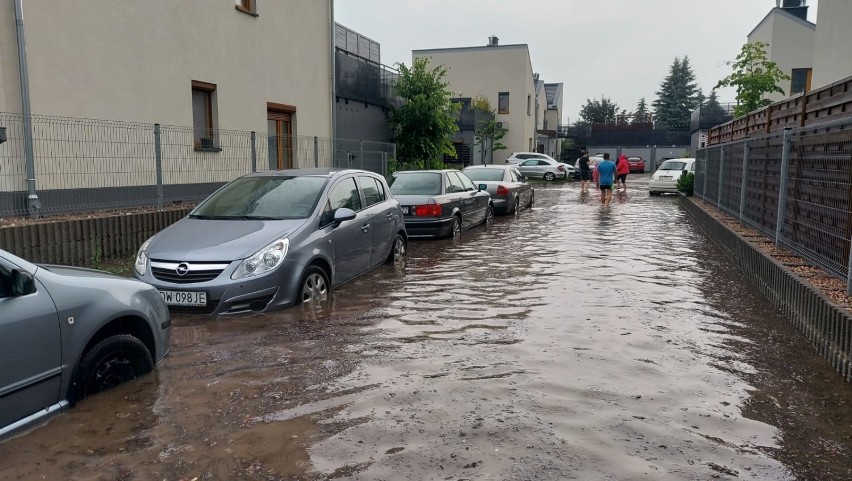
[449,215,462,239]
[386,233,407,265]
[298,265,330,305]
[70,334,154,403]
[513,197,520,214]
[544,172,555,181]
[484,204,494,227]
[528,192,535,208]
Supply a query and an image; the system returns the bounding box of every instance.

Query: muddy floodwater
[3,176,852,480]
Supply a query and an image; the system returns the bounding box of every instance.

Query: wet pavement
[3,176,852,480]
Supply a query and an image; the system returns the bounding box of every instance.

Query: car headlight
[134,237,153,276]
[232,237,289,280]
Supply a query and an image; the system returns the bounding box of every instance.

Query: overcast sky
[335,0,819,124]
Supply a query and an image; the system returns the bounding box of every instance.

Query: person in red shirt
[616,153,630,191]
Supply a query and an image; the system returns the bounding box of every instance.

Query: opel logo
[175,263,190,276]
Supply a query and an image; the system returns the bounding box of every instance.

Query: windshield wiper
[234,215,282,220]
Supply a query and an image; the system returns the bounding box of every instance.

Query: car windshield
[390,172,442,195]
[659,161,687,171]
[463,169,504,182]
[190,176,328,220]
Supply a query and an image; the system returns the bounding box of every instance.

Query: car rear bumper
[648,179,678,192]
[404,217,454,237]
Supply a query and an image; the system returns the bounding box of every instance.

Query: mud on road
[3,177,852,480]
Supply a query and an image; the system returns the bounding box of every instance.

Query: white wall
[812,0,852,89]
[413,45,536,160]
[748,9,815,101]
[0,0,332,137]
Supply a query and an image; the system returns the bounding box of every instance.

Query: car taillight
[496,185,509,196]
[414,204,443,216]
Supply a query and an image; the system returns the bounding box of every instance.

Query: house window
[527,94,531,116]
[235,0,258,16]
[191,81,218,151]
[790,68,812,94]
[498,92,509,114]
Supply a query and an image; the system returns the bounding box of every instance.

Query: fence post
[739,141,749,221]
[702,148,710,200]
[250,131,257,173]
[717,145,725,207]
[775,128,793,247]
[314,136,319,168]
[359,140,364,170]
[154,123,163,211]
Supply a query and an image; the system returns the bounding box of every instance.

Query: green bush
[677,171,694,196]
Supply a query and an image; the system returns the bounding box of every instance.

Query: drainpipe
[14,0,39,217]
[329,0,336,166]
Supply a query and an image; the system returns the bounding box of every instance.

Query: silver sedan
[1,249,171,439]
[515,157,568,181]
[462,165,534,215]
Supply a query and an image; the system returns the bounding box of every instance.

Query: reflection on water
[1,176,851,480]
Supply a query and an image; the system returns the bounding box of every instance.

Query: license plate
[401,206,410,215]
[159,290,207,307]
[660,176,673,180]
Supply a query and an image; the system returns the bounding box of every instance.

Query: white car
[506,152,557,165]
[648,158,696,195]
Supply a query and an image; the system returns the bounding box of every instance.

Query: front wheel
[71,335,154,403]
[299,266,329,305]
[544,172,556,181]
[386,233,407,265]
[483,204,494,228]
[449,215,462,239]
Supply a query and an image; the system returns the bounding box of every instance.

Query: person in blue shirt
[596,153,617,204]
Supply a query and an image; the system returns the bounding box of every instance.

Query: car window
[516,154,530,160]
[358,176,385,207]
[389,172,442,196]
[538,160,551,166]
[521,159,538,166]
[511,168,523,181]
[659,161,687,170]
[191,176,328,220]
[446,172,466,193]
[463,168,504,182]
[0,262,11,298]
[320,177,362,226]
[457,172,477,191]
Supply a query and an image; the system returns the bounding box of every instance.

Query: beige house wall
[0,0,332,192]
[812,0,852,89]
[748,9,815,101]
[413,45,536,162]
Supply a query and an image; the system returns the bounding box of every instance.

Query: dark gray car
[0,249,171,439]
[133,169,407,315]
[390,169,493,238]
[462,165,534,215]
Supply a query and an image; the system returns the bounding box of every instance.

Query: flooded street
[3,176,852,480]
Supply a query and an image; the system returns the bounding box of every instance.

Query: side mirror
[478,183,488,191]
[11,269,36,296]
[333,207,357,225]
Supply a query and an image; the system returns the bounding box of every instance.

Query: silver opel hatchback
[133,169,407,315]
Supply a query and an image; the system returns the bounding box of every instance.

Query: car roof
[393,169,455,174]
[465,164,513,169]
[246,168,378,178]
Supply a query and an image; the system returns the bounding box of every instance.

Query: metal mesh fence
[0,112,395,217]
[696,116,852,289]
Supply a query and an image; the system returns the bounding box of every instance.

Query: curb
[681,195,852,382]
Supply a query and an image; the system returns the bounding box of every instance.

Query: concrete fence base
[681,196,852,382]
[0,208,191,266]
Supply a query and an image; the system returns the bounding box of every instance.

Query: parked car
[462,164,535,215]
[505,152,555,165]
[133,169,407,314]
[649,158,696,195]
[389,169,494,238]
[572,155,604,180]
[516,157,568,181]
[626,156,646,173]
[0,248,171,439]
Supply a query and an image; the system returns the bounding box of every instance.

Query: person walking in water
[596,153,617,204]
[616,153,630,191]
[578,150,592,193]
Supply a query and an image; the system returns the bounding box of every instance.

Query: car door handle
[386,213,395,220]
[361,224,371,232]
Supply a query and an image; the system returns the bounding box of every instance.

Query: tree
[653,56,701,129]
[579,96,619,124]
[715,42,790,118]
[701,90,732,126]
[474,119,508,165]
[390,57,460,169]
[616,109,631,126]
[632,98,651,124]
